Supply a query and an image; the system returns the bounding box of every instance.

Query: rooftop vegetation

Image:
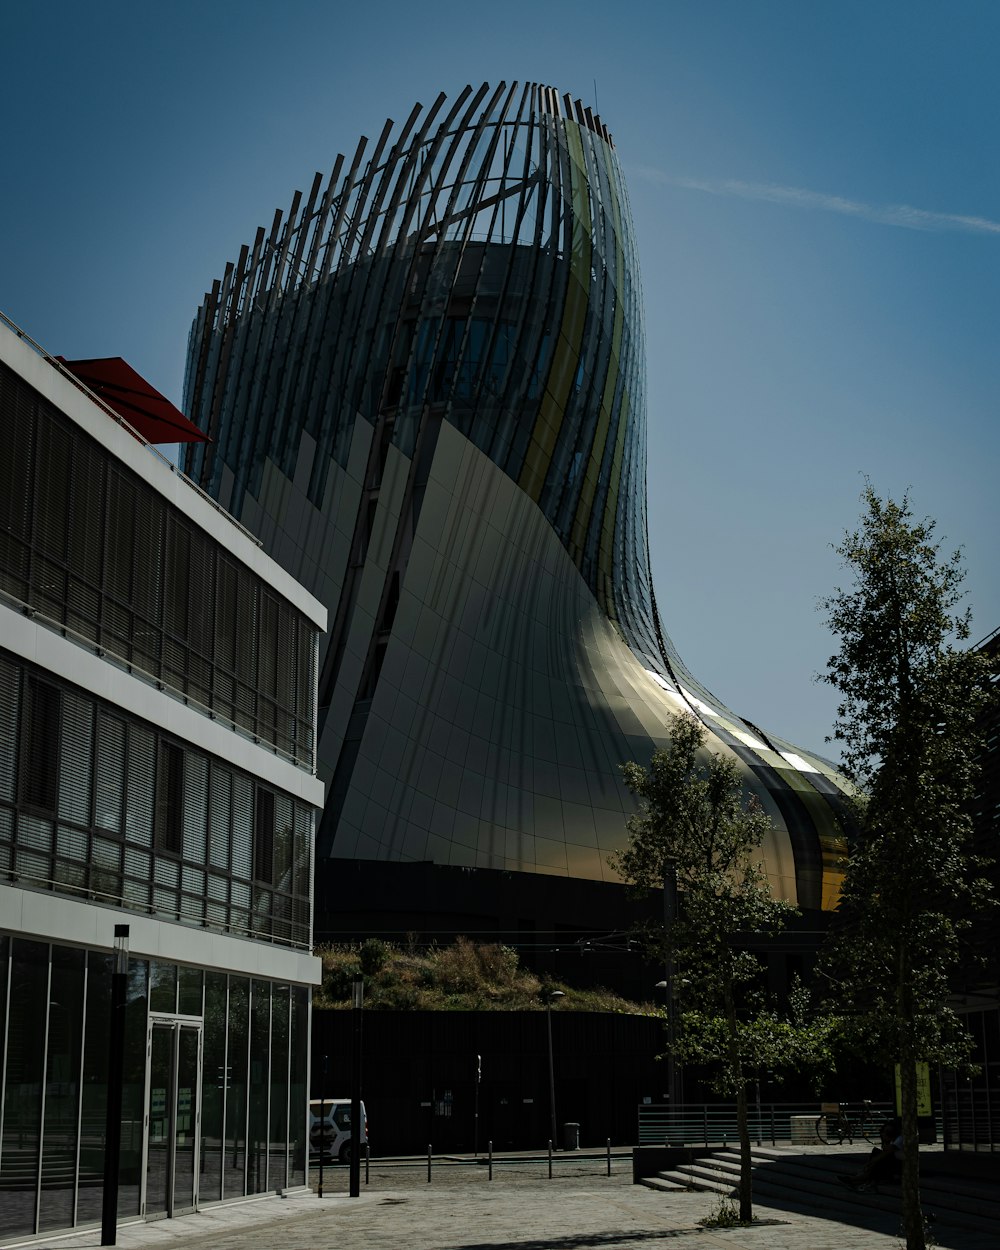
[315,936,656,1014]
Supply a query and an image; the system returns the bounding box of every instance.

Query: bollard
[606,1137,611,1177]
[427,1143,432,1183]
[365,1142,370,1185]
[548,1139,553,1179]
[488,1140,493,1181]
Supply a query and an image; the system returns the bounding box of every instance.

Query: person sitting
[838,1117,903,1192]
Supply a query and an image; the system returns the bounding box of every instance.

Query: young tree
[820,485,996,1250]
[610,712,832,1222]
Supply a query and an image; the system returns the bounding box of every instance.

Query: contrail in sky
[636,169,1000,236]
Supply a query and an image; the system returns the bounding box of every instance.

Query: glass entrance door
[145,1019,202,1218]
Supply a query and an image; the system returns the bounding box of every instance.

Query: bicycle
[853,1100,885,1146]
[815,1099,883,1146]
[815,1102,853,1145]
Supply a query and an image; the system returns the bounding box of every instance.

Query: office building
[0,315,326,1235]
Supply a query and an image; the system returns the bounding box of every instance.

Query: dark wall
[312,1009,666,1155]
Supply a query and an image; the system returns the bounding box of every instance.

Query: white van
[309,1098,368,1162]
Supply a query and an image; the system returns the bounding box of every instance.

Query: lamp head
[113,924,130,976]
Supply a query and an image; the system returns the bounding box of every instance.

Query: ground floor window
[0,933,309,1239]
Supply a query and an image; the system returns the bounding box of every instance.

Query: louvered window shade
[208,766,232,871]
[231,775,253,879]
[1,360,319,769]
[58,694,93,826]
[94,712,125,835]
[126,726,155,847]
[0,656,20,803]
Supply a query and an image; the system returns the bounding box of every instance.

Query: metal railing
[311,1140,623,1189]
[638,1101,900,1147]
[0,584,315,774]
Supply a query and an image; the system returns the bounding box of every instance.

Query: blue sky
[3,1,997,758]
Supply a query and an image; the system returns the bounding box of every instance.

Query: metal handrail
[4,867,311,950]
[637,1101,902,1148]
[0,586,315,773]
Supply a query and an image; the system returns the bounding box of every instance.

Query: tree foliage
[610,712,834,1221]
[820,485,996,1250]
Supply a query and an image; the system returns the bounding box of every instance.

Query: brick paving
[11,1153,994,1250]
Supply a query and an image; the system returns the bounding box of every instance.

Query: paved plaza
[11,1153,994,1250]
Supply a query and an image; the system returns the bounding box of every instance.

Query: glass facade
[0,651,313,948]
[183,88,646,648]
[0,360,317,770]
[0,939,308,1238]
[181,81,853,906]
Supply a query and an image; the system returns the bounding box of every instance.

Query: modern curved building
[183,81,850,918]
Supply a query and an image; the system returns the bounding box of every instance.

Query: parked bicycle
[815,1100,884,1145]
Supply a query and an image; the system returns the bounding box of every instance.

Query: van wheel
[339,1143,352,1164]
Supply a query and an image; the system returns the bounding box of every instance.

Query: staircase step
[654,1147,1000,1239]
[639,1174,696,1192]
[722,1147,1000,1217]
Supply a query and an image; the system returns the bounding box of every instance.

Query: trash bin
[563,1122,580,1151]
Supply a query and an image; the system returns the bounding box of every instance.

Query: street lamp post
[101,923,129,1247]
[656,974,690,1135]
[349,979,363,1198]
[662,858,678,1115]
[317,1054,329,1198]
[545,991,565,1149]
[474,1053,481,1157]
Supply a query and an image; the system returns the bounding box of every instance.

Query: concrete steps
[640,1145,1000,1238]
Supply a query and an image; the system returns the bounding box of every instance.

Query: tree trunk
[899,1046,924,1249]
[726,985,752,1222]
[898,949,925,1250]
[736,1078,752,1222]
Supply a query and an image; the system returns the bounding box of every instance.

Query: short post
[488,1140,493,1181]
[606,1137,611,1176]
[365,1141,370,1185]
[548,1139,553,1179]
[101,924,129,1247]
[427,1143,432,1182]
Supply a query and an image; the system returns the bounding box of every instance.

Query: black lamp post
[474,1053,481,1157]
[349,978,363,1197]
[656,972,690,1131]
[317,1054,329,1198]
[101,923,129,1246]
[545,990,565,1148]
[662,858,679,1115]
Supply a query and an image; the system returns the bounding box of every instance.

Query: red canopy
[56,356,209,445]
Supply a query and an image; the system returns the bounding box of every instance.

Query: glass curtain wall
[0,650,314,951]
[0,938,309,1237]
